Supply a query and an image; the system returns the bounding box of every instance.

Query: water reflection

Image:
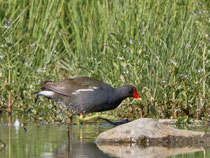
[0,115,209,158]
[51,142,113,158]
[0,115,114,158]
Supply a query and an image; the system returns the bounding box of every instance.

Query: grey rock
[96,118,209,146]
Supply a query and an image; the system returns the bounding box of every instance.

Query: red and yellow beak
[134,87,142,101]
[138,97,142,101]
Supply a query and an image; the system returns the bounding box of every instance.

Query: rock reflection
[96,144,206,158]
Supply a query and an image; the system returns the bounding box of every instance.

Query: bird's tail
[32,91,41,103]
[33,91,40,95]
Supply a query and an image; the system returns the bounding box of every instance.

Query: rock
[96,118,210,146]
[158,119,177,125]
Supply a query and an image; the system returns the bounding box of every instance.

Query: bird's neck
[115,85,130,100]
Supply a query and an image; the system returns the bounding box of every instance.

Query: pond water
[0,114,209,158]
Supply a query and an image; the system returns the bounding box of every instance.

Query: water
[0,115,209,158]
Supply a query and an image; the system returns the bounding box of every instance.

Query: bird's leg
[76,114,117,124]
[76,113,84,126]
[67,110,74,124]
[67,123,71,140]
[76,114,99,123]
[80,113,84,119]
[76,114,98,125]
[97,117,118,125]
[68,116,72,124]
[67,110,75,139]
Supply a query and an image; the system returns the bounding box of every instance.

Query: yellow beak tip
[138,98,142,101]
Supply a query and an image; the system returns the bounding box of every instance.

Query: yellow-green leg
[67,110,74,124]
[76,113,116,126]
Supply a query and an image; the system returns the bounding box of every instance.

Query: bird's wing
[42,77,108,97]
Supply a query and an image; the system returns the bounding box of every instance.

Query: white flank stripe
[72,88,98,95]
[76,89,94,92]
[72,92,78,95]
[38,91,55,97]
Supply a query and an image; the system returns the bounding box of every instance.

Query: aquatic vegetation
[0,0,209,122]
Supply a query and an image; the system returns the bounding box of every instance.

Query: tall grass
[0,0,209,122]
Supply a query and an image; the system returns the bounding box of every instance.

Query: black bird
[36,77,142,117]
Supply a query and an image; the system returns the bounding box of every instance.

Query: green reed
[0,0,209,122]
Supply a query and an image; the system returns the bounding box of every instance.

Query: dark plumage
[36,77,141,114]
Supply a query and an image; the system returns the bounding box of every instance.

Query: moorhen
[36,77,142,122]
